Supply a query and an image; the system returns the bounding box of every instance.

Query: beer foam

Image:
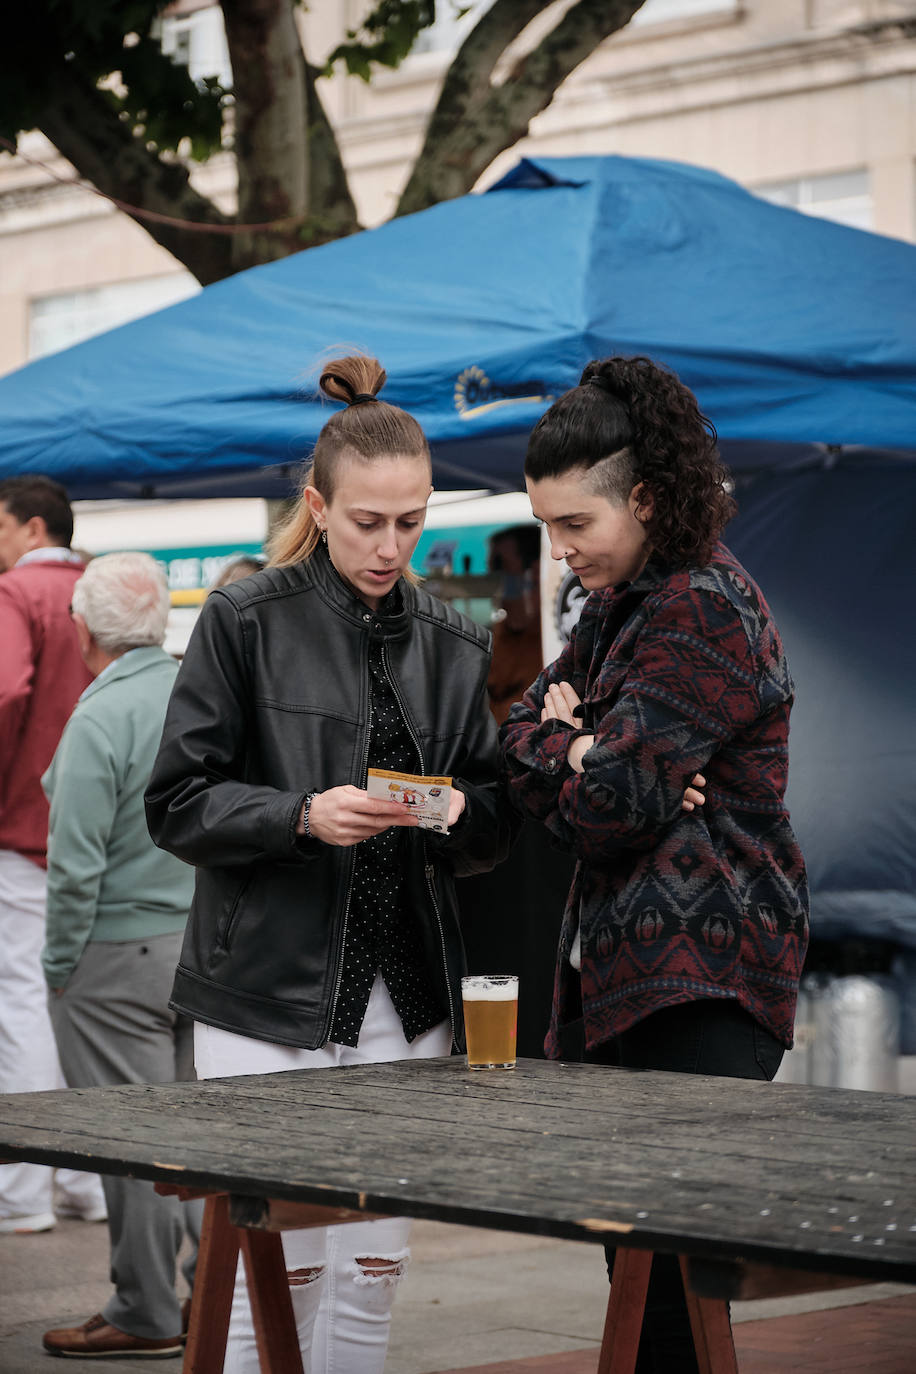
[461,979,517,1001]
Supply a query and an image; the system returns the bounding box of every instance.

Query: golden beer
[461,975,518,1070]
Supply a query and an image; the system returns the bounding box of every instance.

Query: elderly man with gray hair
[39,552,199,1360]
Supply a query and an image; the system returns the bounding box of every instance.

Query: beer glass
[461,975,518,1070]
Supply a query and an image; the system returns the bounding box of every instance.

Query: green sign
[145,543,264,594]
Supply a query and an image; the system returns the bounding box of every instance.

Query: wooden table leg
[239,1229,305,1374]
[183,1195,239,1374]
[679,1257,738,1374]
[598,1248,652,1374]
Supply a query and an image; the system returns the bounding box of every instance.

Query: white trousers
[194,975,452,1374]
[0,849,106,1221]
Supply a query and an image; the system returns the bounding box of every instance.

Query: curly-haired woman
[500,355,808,1373]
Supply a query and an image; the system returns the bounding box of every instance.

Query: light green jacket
[41,646,193,988]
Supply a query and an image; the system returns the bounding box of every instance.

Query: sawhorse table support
[175,1191,859,1374]
[169,1190,384,1374]
[182,1194,304,1374]
[598,1249,738,1374]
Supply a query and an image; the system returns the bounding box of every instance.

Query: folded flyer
[366,767,452,833]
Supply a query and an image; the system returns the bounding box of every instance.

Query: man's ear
[23,514,48,550]
[71,611,93,662]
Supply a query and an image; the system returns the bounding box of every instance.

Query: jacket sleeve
[145,591,309,869]
[41,714,117,988]
[505,588,762,861]
[425,645,519,878]
[0,584,35,774]
[498,632,586,833]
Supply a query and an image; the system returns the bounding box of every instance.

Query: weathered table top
[1,1057,913,1283]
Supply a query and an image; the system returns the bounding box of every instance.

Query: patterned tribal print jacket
[500,542,809,1054]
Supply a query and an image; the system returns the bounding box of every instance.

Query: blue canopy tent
[0,154,914,966]
[0,154,914,497]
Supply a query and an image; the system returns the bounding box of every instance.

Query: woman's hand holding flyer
[366,768,453,833]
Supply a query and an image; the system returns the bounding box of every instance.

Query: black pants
[573,999,784,1374]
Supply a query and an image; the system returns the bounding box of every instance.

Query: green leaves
[1,0,227,157]
[117,34,227,156]
[324,0,438,82]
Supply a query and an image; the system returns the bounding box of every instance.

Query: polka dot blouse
[329,622,447,1048]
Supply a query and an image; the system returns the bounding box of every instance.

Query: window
[408,1,736,60]
[29,274,201,361]
[412,2,491,55]
[631,0,737,25]
[754,170,872,232]
[158,5,232,86]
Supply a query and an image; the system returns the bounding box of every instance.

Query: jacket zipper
[325,641,372,1039]
[381,643,426,772]
[382,645,458,1041]
[423,854,456,1041]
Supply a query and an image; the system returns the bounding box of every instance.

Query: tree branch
[397,0,546,216]
[397,0,645,217]
[36,62,236,285]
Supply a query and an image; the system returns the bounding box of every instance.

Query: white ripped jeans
[0,848,106,1223]
[194,976,452,1374]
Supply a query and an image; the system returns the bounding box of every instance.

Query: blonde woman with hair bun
[147,354,514,1374]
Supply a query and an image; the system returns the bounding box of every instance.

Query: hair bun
[580,361,628,401]
[319,355,386,406]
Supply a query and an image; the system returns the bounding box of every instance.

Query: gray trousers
[50,932,202,1339]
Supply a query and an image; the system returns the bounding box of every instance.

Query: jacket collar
[584,555,675,625]
[78,645,172,703]
[307,543,411,642]
[625,554,675,596]
[15,547,85,568]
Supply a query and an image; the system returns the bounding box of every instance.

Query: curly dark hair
[525,356,735,567]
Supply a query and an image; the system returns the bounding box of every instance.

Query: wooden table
[1,1057,914,1372]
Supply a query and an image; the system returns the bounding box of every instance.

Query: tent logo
[454,366,554,419]
[555,570,587,644]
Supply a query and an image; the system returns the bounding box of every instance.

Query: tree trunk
[397,0,645,217]
[220,0,310,270]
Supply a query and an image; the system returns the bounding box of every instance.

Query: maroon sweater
[500,543,808,1053]
[0,559,90,867]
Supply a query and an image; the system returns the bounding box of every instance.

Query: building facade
[1,0,915,375]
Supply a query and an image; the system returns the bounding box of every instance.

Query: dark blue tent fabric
[726,457,916,950]
[0,153,914,498]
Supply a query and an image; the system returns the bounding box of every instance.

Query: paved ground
[1,1210,913,1372]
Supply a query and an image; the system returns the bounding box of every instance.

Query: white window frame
[29,274,201,361]
[754,170,872,232]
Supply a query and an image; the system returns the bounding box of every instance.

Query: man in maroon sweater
[0,475,105,1233]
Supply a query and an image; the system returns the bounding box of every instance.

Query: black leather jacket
[145,550,513,1051]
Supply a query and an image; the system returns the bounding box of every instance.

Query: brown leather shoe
[42,1313,183,1358]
